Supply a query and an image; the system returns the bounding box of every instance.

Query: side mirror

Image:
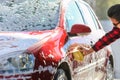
[70,24,91,34]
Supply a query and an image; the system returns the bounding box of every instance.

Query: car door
[75,2,108,79]
[64,0,108,80]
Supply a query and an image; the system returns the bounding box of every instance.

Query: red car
[0,0,114,80]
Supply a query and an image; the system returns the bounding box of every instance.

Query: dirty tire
[106,55,114,80]
[54,69,68,80]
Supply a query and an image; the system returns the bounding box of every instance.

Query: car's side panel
[63,30,108,80]
[63,0,108,79]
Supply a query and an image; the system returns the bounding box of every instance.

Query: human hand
[67,43,95,56]
[78,47,95,56]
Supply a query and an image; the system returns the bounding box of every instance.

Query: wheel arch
[57,62,72,80]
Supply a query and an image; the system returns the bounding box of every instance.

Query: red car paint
[0,0,113,80]
[27,28,68,80]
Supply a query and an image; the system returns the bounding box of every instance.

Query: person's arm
[83,27,120,55]
[93,27,120,51]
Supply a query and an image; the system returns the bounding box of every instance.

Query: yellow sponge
[73,50,84,61]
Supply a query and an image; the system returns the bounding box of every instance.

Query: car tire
[106,55,114,80]
[54,69,68,80]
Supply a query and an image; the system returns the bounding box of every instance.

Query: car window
[65,0,85,32]
[76,1,100,31]
[0,0,60,31]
